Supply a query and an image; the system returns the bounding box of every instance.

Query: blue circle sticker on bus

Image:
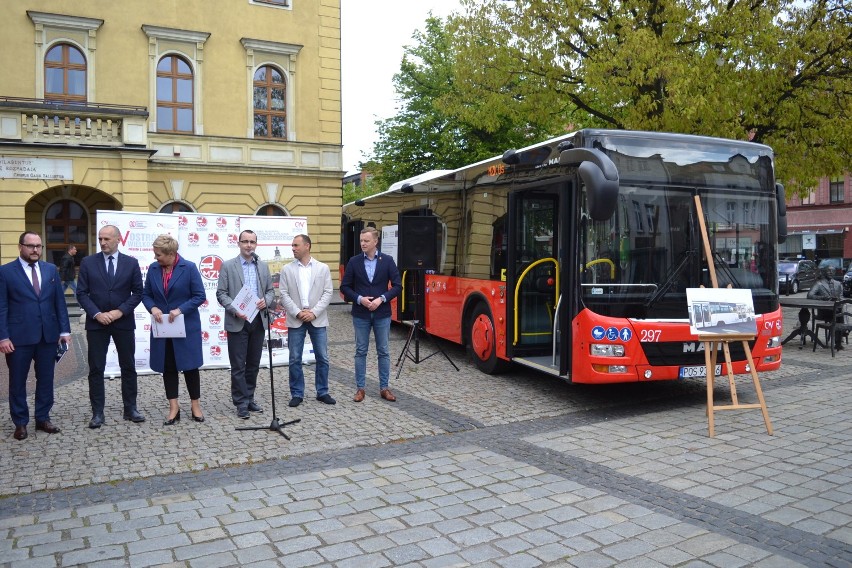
[619,328,632,341]
[606,327,618,341]
[592,326,605,340]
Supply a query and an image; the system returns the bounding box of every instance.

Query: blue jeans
[62,280,77,293]
[353,314,391,390]
[288,323,329,398]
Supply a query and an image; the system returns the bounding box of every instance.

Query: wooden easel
[694,195,773,437]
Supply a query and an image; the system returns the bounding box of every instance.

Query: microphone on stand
[250,252,259,264]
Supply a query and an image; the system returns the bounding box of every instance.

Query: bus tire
[467,304,507,374]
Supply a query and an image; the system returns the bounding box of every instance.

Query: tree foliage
[447,0,852,194]
[363,15,551,190]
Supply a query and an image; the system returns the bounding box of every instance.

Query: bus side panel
[571,308,783,384]
[423,275,508,358]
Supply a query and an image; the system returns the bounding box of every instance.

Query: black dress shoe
[35,421,60,434]
[288,397,303,408]
[13,425,27,440]
[237,407,250,419]
[247,401,263,413]
[191,413,205,422]
[123,408,146,423]
[316,394,336,405]
[89,414,105,429]
[163,410,181,425]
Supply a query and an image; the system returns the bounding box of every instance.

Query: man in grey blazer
[279,234,334,407]
[216,230,275,419]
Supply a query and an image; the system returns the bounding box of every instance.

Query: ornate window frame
[241,38,302,140]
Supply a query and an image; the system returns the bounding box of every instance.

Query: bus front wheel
[467,304,506,374]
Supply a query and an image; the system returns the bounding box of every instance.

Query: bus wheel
[467,304,506,374]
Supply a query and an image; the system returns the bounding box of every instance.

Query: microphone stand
[236,254,300,439]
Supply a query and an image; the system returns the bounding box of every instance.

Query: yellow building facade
[0,0,342,279]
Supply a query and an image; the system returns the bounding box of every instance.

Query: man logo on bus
[199,255,223,280]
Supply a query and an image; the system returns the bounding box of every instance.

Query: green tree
[364,15,550,189]
[448,0,852,194]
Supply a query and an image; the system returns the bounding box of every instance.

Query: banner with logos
[96,211,312,376]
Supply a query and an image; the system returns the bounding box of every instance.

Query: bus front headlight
[591,344,625,357]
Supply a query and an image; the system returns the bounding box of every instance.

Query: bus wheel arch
[465,301,508,374]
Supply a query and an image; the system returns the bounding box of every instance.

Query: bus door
[506,182,573,375]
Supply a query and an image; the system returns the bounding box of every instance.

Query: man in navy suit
[340,227,402,402]
[0,231,71,440]
[77,225,145,428]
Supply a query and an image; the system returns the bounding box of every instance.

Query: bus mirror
[560,148,619,221]
[775,182,787,244]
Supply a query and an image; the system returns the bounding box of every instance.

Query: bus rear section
[342,129,786,384]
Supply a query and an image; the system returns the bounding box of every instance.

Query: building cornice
[142,25,210,44]
[27,11,103,32]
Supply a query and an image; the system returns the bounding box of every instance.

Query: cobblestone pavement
[1,301,851,567]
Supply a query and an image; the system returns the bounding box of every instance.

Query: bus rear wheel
[467,304,506,374]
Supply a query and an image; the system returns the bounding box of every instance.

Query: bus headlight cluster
[592,364,628,373]
[591,344,625,357]
[767,336,782,348]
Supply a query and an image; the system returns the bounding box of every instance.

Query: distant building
[0,1,342,280]
[781,175,851,260]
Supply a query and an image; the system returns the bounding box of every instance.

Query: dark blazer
[0,259,70,345]
[142,255,206,373]
[76,251,143,331]
[340,252,402,320]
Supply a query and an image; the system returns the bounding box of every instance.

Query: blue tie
[108,256,115,280]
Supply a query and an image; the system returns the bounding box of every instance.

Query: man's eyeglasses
[239,240,257,244]
[20,243,43,250]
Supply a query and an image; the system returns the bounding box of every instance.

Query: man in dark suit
[216,229,275,419]
[76,225,145,428]
[340,227,402,402]
[0,231,71,440]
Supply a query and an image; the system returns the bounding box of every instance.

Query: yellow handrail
[513,257,559,346]
[585,258,615,279]
[401,270,408,307]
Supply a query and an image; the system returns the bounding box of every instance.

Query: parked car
[778,259,818,294]
[817,258,851,283]
[843,264,852,298]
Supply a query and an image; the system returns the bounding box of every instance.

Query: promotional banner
[96,211,312,376]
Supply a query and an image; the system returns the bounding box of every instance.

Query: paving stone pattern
[1,303,851,567]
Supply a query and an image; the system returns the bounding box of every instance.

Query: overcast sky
[340,1,463,176]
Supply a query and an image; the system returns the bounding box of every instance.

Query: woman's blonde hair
[152,234,179,255]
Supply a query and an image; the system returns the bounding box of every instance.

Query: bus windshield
[581,183,778,319]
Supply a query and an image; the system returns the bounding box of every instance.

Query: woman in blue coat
[142,234,206,425]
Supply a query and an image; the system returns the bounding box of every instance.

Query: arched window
[253,65,287,139]
[45,43,86,103]
[159,201,195,213]
[256,204,287,216]
[157,55,194,133]
[45,200,88,265]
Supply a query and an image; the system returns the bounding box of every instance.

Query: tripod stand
[236,258,300,439]
[395,270,458,380]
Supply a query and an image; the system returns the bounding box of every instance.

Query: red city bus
[341,129,787,383]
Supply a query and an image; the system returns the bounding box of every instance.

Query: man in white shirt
[279,234,334,407]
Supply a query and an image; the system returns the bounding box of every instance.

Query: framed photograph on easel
[686,287,757,336]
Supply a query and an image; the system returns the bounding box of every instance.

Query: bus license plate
[679,365,722,379]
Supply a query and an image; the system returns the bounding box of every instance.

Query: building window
[44,43,86,104]
[256,204,287,216]
[157,55,194,133]
[45,200,88,265]
[829,177,844,203]
[801,189,816,205]
[253,66,287,139]
[159,201,195,213]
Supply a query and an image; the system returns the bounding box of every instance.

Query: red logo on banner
[201,299,209,309]
[218,330,228,342]
[199,256,223,280]
[201,331,210,343]
[216,217,228,229]
[228,234,238,245]
[210,345,221,357]
[188,232,199,244]
[179,216,188,227]
[208,233,219,245]
[209,313,221,325]
[196,216,208,228]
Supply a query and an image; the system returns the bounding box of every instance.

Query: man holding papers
[216,230,275,419]
[77,225,144,428]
